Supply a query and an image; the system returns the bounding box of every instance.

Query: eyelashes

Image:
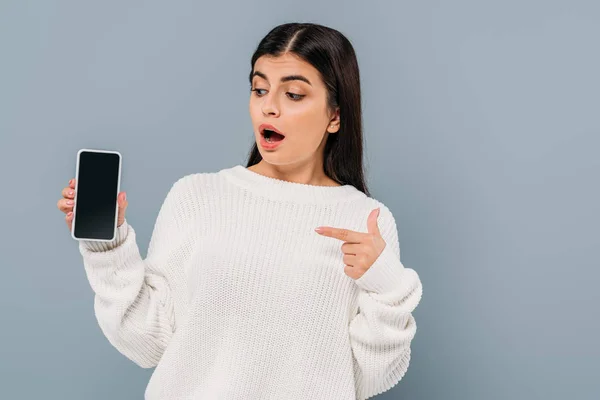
[250,88,305,101]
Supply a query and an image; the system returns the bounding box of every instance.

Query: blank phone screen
[73,151,121,241]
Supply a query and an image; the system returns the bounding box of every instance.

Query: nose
[261,93,280,117]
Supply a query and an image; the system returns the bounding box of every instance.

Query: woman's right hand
[57,178,128,232]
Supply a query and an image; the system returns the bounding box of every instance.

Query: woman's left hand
[314,208,386,280]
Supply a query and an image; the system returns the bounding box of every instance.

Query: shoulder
[166,166,235,206]
[169,169,222,196]
[158,170,221,210]
[157,170,223,226]
[352,194,398,228]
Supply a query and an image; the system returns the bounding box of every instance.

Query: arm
[349,205,423,400]
[78,177,190,368]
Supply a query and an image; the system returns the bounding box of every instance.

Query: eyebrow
[252,70,312,86]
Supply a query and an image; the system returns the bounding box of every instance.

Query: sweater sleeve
[78,177,189,368]
[349,204,423,400]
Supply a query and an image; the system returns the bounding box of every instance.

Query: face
[249,53,340,167]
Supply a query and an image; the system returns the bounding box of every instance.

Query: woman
[57,22,422,400]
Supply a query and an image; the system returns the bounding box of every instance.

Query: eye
[286,92,305,101]
[251,88,267,96]
[251,88,304,101]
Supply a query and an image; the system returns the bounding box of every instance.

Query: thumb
[367,208,381,236]
[117,192,127,227]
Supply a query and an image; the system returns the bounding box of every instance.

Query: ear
[327,108,341,133]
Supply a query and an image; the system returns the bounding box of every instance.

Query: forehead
[253,53,320,83]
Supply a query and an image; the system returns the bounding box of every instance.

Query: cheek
[299,110,329,137]
[248,101,261,128]
[248,99,258,117]
[289,100,327,125]
[282,109,326,145]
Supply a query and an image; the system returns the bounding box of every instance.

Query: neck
[221,164,363,204]
[248,160,340,187]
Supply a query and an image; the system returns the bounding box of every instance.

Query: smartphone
[71,149,122,242]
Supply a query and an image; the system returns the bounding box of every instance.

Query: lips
[259,124,285,138]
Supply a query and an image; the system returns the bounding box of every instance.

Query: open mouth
[260,126,286,143]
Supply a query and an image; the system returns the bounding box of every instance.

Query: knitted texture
[78,164,423,400]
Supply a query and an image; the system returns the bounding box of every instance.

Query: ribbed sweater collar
[220,164,365,204]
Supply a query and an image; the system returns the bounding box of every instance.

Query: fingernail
[376,207,380,217]
[69,190,74,196]
[315,227,324,233]
[66,200,73,205]
[69,179,73,185]
[67,212,72,216]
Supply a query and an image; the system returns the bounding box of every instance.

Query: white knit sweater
[78,164,423,400]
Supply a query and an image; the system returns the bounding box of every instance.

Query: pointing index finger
[316,226,363,243]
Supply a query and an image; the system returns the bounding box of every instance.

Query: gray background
[1,0,598,399]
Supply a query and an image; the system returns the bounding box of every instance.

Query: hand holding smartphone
[61,149,125,241]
